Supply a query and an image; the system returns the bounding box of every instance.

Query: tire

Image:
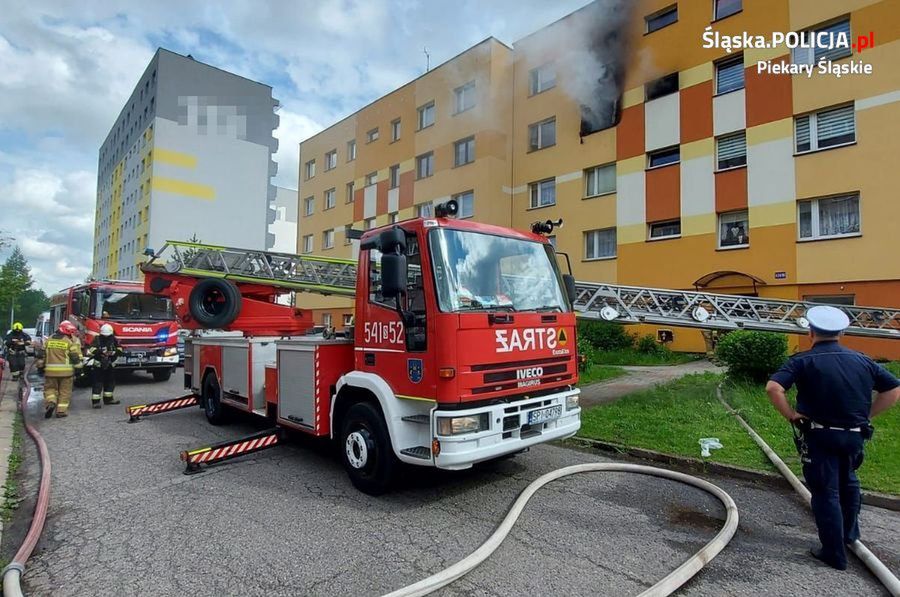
[152,367,173,382]
[339,402,398,495]
[188,279,242,328]
[202,373,227,425]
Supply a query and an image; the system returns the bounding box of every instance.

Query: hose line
[384,462,739,597]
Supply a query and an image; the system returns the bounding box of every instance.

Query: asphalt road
[3,370,898,596]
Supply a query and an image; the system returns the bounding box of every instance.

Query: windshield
[429,228,568,313]
[94,290,174,321]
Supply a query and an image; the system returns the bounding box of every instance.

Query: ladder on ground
[572,281,900,340]
[149,241,357,297]
[147,241,900,340]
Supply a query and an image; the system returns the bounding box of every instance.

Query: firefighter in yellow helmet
[4,322,31,380]
[86,324,123,407]
[43,321,83,418]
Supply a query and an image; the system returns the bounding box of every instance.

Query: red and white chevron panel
[189,433,279,464]
[128,396,198,417]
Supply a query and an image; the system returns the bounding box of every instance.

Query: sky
[0,0,594,295]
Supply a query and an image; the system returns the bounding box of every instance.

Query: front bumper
[119,353,179,369]
[433,388,581,470]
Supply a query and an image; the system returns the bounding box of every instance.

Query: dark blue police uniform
[770,340,899,569]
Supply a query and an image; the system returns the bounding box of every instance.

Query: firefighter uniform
[86,327,123,407]
[43,327,83,418]
[4,323,31,380]
[768,306,900,570]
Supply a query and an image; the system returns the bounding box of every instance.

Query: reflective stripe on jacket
[44,334,83,378]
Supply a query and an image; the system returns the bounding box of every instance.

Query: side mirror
[70,296,82,316]
[381,253,407,299]
[563,274,577,304]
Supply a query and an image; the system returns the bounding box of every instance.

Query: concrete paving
[579,361,724,409]
[2,371,897,596]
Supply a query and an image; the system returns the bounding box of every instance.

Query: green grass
[578,373,900,495]
[1,412,24,522]
[882,361,900,377]
[593,348,701,366]
[577,364,626,387]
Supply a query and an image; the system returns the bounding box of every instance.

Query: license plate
[528,405,562,425]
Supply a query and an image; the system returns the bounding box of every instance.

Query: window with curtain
[529,178,556,208]
[715,55,744,94]
[795,104,855,153]
[716,131,747,169]
[584,228,616,259]
[584,164,616,197]
[798,194,860,240]
[792,18,852,64]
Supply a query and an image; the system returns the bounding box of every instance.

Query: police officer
[766,305,900,570]
[4,322,31,380]
[86,324,123,407]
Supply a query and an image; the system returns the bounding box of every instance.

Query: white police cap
[806,305,850,333]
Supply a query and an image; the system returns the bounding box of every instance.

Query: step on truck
[142,201,583,494]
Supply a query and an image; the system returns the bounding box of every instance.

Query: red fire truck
[49,280,179,382]
[141,201,582,494]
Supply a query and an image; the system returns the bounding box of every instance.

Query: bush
[577,320,634,352]
[577,336,597,372]
[635,334,663,355]
[715,331,788,382]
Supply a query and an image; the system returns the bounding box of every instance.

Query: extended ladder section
[152,241,358,297]
[573,281,900,340]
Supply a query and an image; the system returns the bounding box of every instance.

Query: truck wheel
[152,368,173,382]
[188,279,242,328]
[202,374,227,425]
[339,402,398,495]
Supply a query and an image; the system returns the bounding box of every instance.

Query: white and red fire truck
[49,280,179,382]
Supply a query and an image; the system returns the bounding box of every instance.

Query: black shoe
[103,398,119,405]
[92,399,102,409]
[45,403,56,419]
[810,548,848,571]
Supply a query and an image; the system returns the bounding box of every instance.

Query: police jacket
[770,340,900,428]
[87,335,123,369]
[43,333,83,378]
[4,330,31,353]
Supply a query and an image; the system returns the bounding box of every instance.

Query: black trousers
[8,351,26,374]
[91,366,116,399]
[802,428,865,568]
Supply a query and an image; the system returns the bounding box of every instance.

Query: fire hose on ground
[716,385,900,597]
[1,365,52,597]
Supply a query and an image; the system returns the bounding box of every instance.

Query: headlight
[164,347,177,356]
[437,413,489,436]
[566,394,579,411]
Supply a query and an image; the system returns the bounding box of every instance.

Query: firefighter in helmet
[86,324,123,407]
[43,321,83,418]
[4,322,31,380]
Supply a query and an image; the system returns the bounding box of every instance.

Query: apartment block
[93,48,279,280]
[298,0,900,358]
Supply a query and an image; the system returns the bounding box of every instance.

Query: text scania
[495,328,557,353]
[122,326,153,333]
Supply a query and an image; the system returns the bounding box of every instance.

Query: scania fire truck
[49,280,179,382]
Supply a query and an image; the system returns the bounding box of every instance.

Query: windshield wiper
[456,304,516,313]
[532,305,563,313]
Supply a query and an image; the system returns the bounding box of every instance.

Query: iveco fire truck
[49,280,179,382]
[139,200,900,494]
[142,202,582,494]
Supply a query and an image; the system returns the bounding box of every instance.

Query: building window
[795,104,855,154]
[648,146,680,168]
[793,18,852,65]
[346,181,355,203]
[529,178,556,209]
[389,164,400,188]
[391,118,401,141]
[645,73,679,101]
[343,313,354,326]
[417,101,435,130]
[646,4,678,33]
[718,210,750,248]
[303,234,314,253]
[344,224,353,244]
[584,164,616,197]
[416,202,433,218]
[325,188,336,210]
[804,295,855,306]
[366,128,379,143]
[416,152,434,179]
[649,219,681,240]
[528,117,556,151]
[304,196,314,216]
[529,64,556,95]
[714,0,741,20]
[454,81,476,114]
[347,139,356,161]
[798,194,860,240]
[454,136,475,166]
[365,172,377,186]
[304,160,315,180]
[365,217,376,230]
[389,212,399,224]
[322,313,333,327]
[716,131,747,170]
[322,229,335,249]
[453,190,474,218]
[585,228,617,260]
[715,55,744,94]
[325,150,337,170]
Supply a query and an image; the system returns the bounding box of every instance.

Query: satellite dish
[600,306,619,321]
[692,306,710,322]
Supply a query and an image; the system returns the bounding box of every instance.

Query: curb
[0,371,22,546]
[567,436,900,512]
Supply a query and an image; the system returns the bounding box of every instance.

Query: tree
[0,247,35,328]
[15,288,50,326]
[181,233,203,266]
